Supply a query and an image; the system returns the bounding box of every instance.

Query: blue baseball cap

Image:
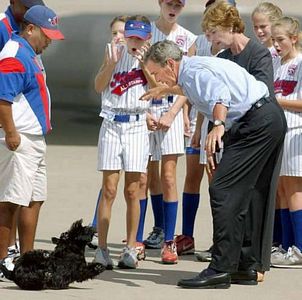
[24,5,64,40]
[124,20,151,40]
[20,0,45,8]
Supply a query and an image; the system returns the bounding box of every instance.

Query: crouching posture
[0,220,105,290]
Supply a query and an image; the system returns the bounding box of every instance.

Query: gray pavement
[1,144,302,299]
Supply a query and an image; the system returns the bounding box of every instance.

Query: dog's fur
[0,220,105,290]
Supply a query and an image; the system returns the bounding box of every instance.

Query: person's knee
[102,186,117,203]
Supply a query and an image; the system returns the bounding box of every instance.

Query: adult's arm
[0,100,20,150]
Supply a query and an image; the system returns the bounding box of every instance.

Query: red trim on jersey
[274,80,297,96]
[111,69,147,96]
[35,73,51,133]
[2,17,13,37]
[0,57,25,73]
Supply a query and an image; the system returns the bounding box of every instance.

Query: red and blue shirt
[0,7,20,51]
[0,33,51,135]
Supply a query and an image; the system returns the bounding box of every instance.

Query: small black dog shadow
[0,219,105,290]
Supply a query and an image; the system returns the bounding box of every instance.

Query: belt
[250,97,270,112]
[113,114,141,122]
[151,95,174,105]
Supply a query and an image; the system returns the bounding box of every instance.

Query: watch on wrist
[213,119,225,127]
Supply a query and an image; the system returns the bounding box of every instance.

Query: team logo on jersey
[175,35,187,48]
[288,64,297,76]
[274,79,297,96]
[110,68,147,95]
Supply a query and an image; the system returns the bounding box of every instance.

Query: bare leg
[124,172,141,248]
[98,171,120,248]
[18,201,43,254]
[9,207,19,247]
[0,202,18,259]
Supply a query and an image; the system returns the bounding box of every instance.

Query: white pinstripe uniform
[269,45,280,73]
[195,34,216,164]
[149,22,197,160]
[98,47,150,172]
[274,53,302,176]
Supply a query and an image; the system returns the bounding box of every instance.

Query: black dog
[0,219,105,290]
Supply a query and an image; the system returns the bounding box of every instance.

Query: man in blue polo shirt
[142,40,287,289]
[0,0,46,263]
[0,5,64,270]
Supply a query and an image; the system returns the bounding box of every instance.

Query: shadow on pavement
[96,268,198,287]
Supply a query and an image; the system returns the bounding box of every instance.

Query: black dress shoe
[177,268,231,289]
[230,269,258,285]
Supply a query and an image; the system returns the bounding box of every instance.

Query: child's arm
[94,42,123,93]
[277,99,302,112]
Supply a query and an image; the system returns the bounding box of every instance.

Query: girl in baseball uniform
[251,2,286,261]
[270,16,302,268]
[89,15,129,249]
[93,16,152,269]
[141,0,196,265]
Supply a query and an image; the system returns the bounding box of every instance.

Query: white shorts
[280,127,302,176]
[149,103,184,161]
[97,118,149,173]
[0,130,47,206]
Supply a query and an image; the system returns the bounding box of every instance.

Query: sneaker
[0,257,15,279]
[135,242,146,261]
[7,243,20,260]
[270,244,287,264]
[93,247,113,270]
[143,227,164,249]
[87,233,98,250]
[196,246,213,262]
[118,246,138,269]
[161,241,178,264]
[271,245,302,268]
[174,235,195,255]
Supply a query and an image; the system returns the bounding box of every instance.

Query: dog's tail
[0,264,15,281]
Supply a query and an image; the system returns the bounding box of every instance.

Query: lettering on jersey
[288,64,297,76]
[274,79,297,96]
[175,35,187,48]
[110,68,147,96]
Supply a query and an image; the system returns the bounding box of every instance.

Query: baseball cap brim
[124,30,149,41]
[41,27,65,40]
[165,0,185,6]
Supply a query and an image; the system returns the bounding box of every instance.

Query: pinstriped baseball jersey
[101,46,150,114]
[269,46,280,73]
[196,34,212,57]
[151,21,197,54]
[98,45,150,172]
[149,22,197,159]
[274,54,302,176]
[274,54,302,129]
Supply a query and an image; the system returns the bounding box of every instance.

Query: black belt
[250,97,270,112]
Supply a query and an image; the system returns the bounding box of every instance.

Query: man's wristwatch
[213,119,225,127]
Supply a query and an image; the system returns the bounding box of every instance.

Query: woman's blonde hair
[272,16,302,50]
[252,2,282,24]
[202,0,245,33]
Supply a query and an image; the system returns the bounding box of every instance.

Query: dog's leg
[75,263,105,282]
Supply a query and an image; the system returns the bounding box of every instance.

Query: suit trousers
[208,101,287,273]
